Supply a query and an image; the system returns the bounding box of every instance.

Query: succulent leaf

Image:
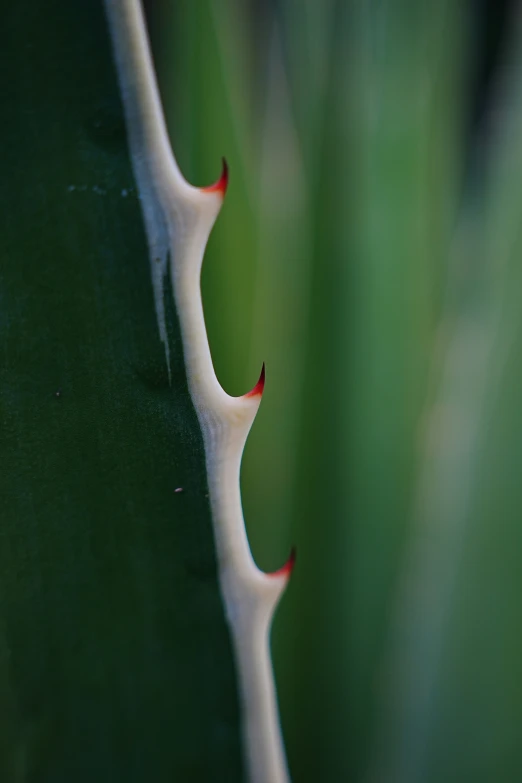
[0,2,289,781]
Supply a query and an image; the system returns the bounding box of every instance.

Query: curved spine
[104,2,291,781]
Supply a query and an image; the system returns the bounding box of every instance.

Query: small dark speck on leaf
[175,487,184,493]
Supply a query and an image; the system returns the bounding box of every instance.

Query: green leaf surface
[0,3,243,780]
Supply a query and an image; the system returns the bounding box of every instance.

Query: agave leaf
[0,2,289,781]
[269,1,466,779]
[374,17,522,782]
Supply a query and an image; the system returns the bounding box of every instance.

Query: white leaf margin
[104,2,292,781]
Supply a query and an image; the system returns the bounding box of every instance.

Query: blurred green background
[147,1,522,780]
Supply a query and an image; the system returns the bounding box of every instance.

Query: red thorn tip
[269,547,296,579]
[202,157,228,196]
[245,362,265,398]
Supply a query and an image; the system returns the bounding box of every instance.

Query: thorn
[202,157,228,197]
[269,547,296,580]
[245,362,265,398]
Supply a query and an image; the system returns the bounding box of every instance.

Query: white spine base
[104,3,291,782]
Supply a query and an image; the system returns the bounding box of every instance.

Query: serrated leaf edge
[104,3,292,781]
